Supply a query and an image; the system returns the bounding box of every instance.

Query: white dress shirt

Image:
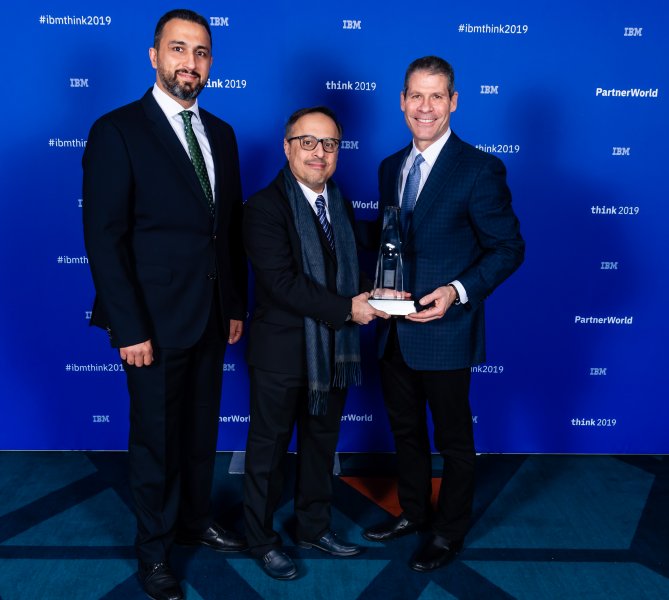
[399,128,451,203]
[298,181,331,221]
[152,84,216,197]
[398,128,468,304]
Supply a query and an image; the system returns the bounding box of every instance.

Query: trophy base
[369,298,417,316]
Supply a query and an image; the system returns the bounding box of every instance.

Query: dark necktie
[400,153,425,236]
[180,110,215,217]
[315,195,335,253]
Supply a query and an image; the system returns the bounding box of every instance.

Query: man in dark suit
[82,9,247,600]
[363,56,525,572]
[242,107,388,580]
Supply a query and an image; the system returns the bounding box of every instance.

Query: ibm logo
[209,17,230,27]
[92,415,110,423]
[340,140,359,150]
[85,310,92,320]
[70,78,89,88]
[612,147,630,156]
[590,368,607,376]
[624,27,643,37]
[342,19,362,29]
[78,198,83,208]
[480,85,499,94]
[600,262,618,270]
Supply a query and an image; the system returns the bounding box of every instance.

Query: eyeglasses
[286,135,340,153]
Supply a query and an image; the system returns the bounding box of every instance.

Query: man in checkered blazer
[363,56,524,573]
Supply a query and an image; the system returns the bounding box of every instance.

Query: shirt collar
[297,181,328,205]
[410,128,452,167]
[152,83,201,120]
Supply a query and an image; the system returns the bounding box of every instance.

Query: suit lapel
[313,210,337,261]
[406,133,463,243]
[389,146,411,209]
[278,174,337,263]
[200,109,224,226]
[141,90,213,219]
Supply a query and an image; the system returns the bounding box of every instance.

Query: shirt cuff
[450,280,468,305]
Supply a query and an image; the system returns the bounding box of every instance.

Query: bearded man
[83,9,247,600]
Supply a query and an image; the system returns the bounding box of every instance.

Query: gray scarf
[282,165,361,415]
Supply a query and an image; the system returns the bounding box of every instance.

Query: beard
[158,67,205,101]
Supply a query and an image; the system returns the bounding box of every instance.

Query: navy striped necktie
[315,195,335,253]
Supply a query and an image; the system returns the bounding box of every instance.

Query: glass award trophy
[368,206,417,316]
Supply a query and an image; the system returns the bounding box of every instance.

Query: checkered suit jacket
[377,132,525,370]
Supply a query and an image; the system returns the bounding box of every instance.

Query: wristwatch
[448,283,461,305]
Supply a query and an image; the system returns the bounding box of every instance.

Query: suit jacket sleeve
[216,124,247,322]
[82,117,150,347]
[457,155,524,306]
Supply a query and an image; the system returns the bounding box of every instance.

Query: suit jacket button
[207,272,217,280]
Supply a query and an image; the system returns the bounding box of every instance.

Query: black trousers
[123,300,226,564]
[243,366,347,557]
[379,323,475,540]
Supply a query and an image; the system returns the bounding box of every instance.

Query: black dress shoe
[362,515,422,542]
[261,549,298,580]
[297,530,361,556]
[409,534,463,572]
[176,522,248,552]
[137,562,183,600]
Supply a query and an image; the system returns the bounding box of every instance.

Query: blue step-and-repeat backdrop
[1,1,667,453]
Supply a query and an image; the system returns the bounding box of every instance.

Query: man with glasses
[242,106,388,580]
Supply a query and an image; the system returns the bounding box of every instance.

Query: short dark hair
[403,56,456,98]
[154,9,211,49]
[284,106,343,139]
